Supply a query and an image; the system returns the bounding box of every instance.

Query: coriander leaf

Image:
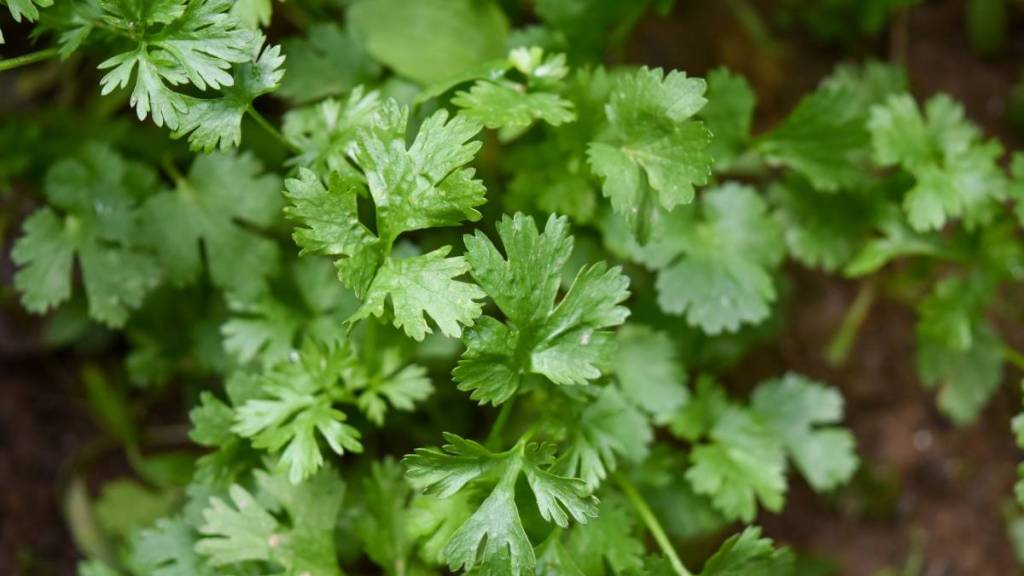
[197,467,345,575]
[537,535,586,576]
[588,67,712,242]
[131,517,209,576]
[284,100,487,340]
[278,23,380,102]
[356,459,416,575]
[654,184,784,334]
[686,406,786,522]
[173,37,285,152]
[12,143,161,327]
[349,0,509,85]
[351,248,486,341]
[404,433,597,575]
[557,386,653,488]
[869,93,1008,231]
[567,497,646,574]
[1,0,52,43]
[614,324,688,423]
[771,177,882,272]
[230,0,270,28]
[455,213,630,405]
[96,0,259,128]
[916,276,1004,424]
[140,151,282,299]
[283,87,383,176]
[196,483,278,565]
[699,527,795,576]
[756,80,871,191]
[751,374,858,492]
[700,67,755,167]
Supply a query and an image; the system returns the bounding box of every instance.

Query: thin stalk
[615,472,692,576]
[826,278,878,367]
[485,396,517,450]
[1003,345,1024,371]
[0,47,60,73]
[246,105,297,152]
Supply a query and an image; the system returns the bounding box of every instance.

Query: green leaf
[567,497,646,574]
[173,37,285,152]
[355,459,416,574]
[654,184,784,334]
[404,433,597,575]
[197,467,345,575]
[588,67,712,241]
[456,213,630,404]
[131,517,209,576]
[278,23,380,103]
[916,276,1004,424]
[686,405,786,522]
[230,0,271,28]
[95,0,259,128]
[12,143,161,327]
[869,93,1008,231]
[283,87,384,175]
[1,0,52,42]
[751,374,858,492]
[283,101,488,340]
[614,324,688,424]
[232,339,364,483]
[699,527,795,576]
[700,67,755,166]
[349,0,509,85]
[756,80,871,191]
[352,248,486,341]
[140,151,282,299]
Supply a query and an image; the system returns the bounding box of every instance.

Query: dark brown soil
[2,1,1023,575]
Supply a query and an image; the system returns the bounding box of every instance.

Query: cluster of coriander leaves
[5,0,1024,575]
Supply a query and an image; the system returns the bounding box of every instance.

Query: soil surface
[2,0,1023,575]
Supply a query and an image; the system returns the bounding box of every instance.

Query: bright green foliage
[172,37,285,152]
[915,275,1003,424]
[697,527,794,576]
[751,374,859,491]
[653,184,785,334]
[197,467,345,574]
[756,81,871,191]
[700,67,755,167]
[140,151,282,299]
[771,177,881,272]
[232,336,431,482]
[455,213,630,405]
[90,0,259,128]
[278,23,380,102]
[588,67,713,242]
[131,517,209,576]
[283,100,488,340]
[230,0,271,29]
[566,497,646,574]
[348,0,509,85]
[12,143,161,327]
[557,386,653,488]
[283,87,383,176]
[453,47,576,135]
[869,93,1007,231]
[405,433,598,575]
[614,325,688,424]
[354,459,422,575]
[1,0,51,42]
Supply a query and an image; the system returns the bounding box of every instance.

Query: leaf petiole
[0,47,59,73]
[615,472,693,576]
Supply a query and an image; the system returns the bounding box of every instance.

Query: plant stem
[486,396,516,450]
[615,472,692,576]
[246,105,297,152]
[0,47,60,73]
[1003,345,1024,371]
[826,278,878,367]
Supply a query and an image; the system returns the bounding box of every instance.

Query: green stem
[0,47,60,73]
[725,0,780,53]
[615,472,692,576]
[1003,345,1024,371]
[826,278,878,367]
[246,105,297,152]
[485,396,517,450]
